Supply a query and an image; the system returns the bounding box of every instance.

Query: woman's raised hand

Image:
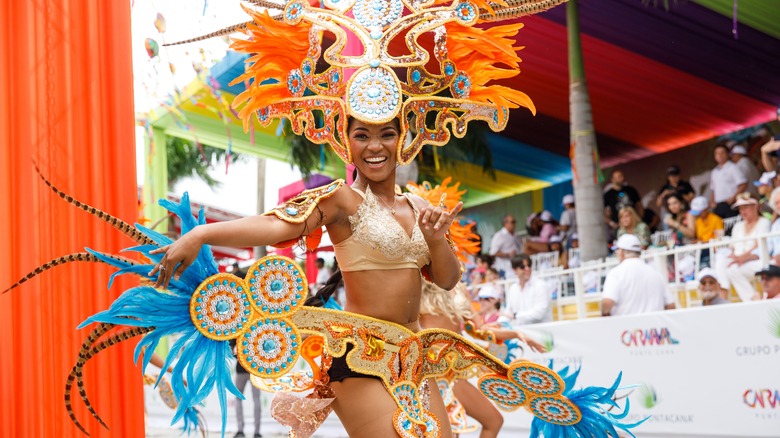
[418,201,464,242]
[148,228,206,288]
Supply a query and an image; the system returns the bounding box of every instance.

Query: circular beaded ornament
[245,256,307,318]
[190,274,251,340]
[477,375,527,410]
[353,0,403,28]
[529,396,581,426]
[509,362,564,396]
[346,66,402,123]
[237,317,300,378]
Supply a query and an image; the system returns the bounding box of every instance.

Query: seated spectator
[616,207,651,249]
[756,264,780,300]
[719,194,770,302]
[641,206,661,233]
[525,211,557,255]
[567,234,580,269]
[656,165,695,209]
[604,169,642,225]
[691,196,724,243]
[767,187,780,266]
[602,234,675,316]
[559,194,577,239]
[662,193,695,246]
[504,255,552,325]
[696,268,729,306]
[755,171,777,220]
[475,285,505,324]
[549,235,568,269]
[489,215,521,279]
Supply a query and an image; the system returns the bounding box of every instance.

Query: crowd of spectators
[457,132,780,327]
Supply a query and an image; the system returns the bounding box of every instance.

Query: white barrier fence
[471,231,780,321]
[146,301,780,437]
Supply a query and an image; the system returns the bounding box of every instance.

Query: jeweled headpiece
[218,0,566,164]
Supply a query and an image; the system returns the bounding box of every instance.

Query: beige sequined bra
[334,186,431,272]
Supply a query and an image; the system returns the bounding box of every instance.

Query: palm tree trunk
[568,0,607,261]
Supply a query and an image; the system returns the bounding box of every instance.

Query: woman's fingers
[149,245,170,255]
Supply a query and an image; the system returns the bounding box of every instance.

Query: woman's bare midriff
[342,268,423,329]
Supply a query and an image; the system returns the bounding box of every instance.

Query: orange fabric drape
[1,2,145,437]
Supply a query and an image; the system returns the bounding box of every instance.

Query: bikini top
[333,186,431,272]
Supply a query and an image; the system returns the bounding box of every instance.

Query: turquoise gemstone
[411,70,421,83]
[285,207,299,216]
[270,279,284,292]
[369,59,380,68]
[263,339,277,352]
[445,64,454,76]
[216,300,230,314]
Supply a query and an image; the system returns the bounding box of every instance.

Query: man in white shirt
[504,255,552,324]
[730,145,760,196]
[601,234,675,316]
[489,215,521,279]
[710,144,747,219]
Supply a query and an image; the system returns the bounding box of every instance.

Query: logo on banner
[621,327,679,356]
[743,389,780,420]
[770,309,780,338]
[735,309,780,357]
[638,384,659,409]
[625,383,695,425]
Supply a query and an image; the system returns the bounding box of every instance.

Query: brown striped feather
[3,252,140,295]
[33,164,155,246]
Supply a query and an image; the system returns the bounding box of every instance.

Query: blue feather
[77,194,241,436]
[529,368,648,438]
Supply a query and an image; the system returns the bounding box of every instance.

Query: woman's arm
[151,186,350,287]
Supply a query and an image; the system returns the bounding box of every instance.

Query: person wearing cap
[601,234,674,316]
[524,210,558,255]
[504,255,553,325]
[549,235,569,269]
[489,214,521,279]
[710,144,748,219]
[559,194,577,240]
[754,171,776,220]
[730,144,761,196]
[655,165,695,210]
[690,196,724,243]
[755,264,780,300]
[567,234,580,269]
[696,268,730,305]
[717,193,771,302]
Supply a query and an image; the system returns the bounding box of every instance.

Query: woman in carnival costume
[6,0,644,436]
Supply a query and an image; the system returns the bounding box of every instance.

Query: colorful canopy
[148,0,779,207]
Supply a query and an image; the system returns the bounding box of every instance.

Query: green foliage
[166,136,242,189]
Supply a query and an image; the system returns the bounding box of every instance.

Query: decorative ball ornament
[529,396,581,426]
[245,256,307,317]
[237,317,301,378]
[190,274,252,341]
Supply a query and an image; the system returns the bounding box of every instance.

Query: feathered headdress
[174,0,565,165]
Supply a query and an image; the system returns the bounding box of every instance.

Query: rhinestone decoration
[157,378,178,410]
[436,378,453,406]
[455,1,476,22]
[353,0,403,28]
[190,274,251,341]
[347,66,401,123]
[392,381,423,423]
[245,255,307,317]
[529,396,581,426]
[478,375,527,410]
[450,72,471,99]
[287,69,305,97]
[285,1,304,21]
[510,362,564,396]
[237,318,300,378]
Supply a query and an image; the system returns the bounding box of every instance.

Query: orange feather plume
[445,22,535,122]
[230,6,313,130]
[406,178,480,262]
